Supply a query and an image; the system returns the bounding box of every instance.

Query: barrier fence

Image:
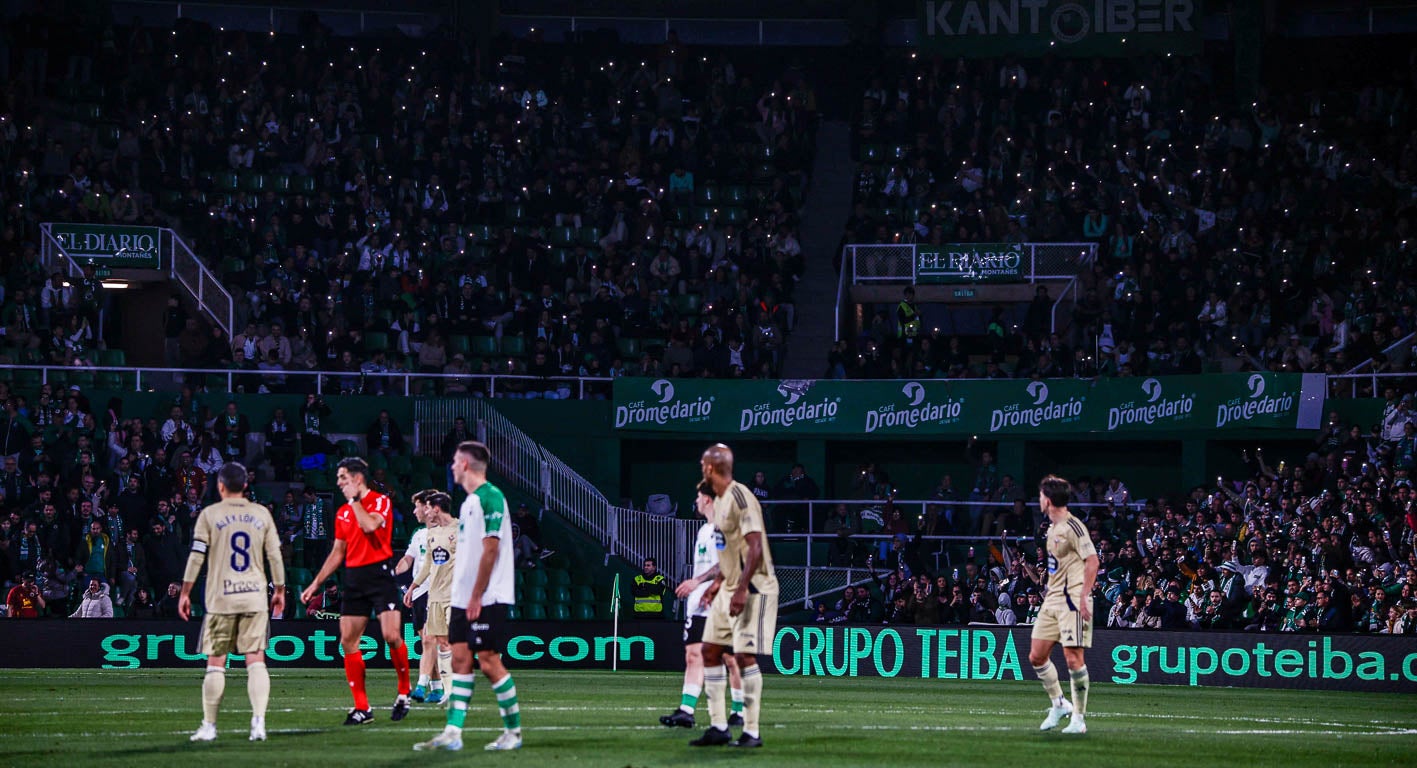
[1,366,1408,405]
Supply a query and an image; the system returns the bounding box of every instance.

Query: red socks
[344,651,369,710]
[391,641,411,696]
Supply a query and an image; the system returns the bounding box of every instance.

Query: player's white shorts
[702,588,778,655]
[200,611,269,657]
[1030,598,1093,648]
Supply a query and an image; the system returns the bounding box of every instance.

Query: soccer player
[691,444,777,749]
[395,490,439,703]
[404,491,457,706]
[660,481,744,728]
[1029,474,1099,735]
[179,462,285,742]
[414,441,522,752]
[299,457,412,725]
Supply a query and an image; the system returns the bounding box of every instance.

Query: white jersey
[450,481,515,609]
[404,527,429,600]
[687,522,723,619]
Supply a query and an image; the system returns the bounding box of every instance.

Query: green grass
[1,669,1414,767]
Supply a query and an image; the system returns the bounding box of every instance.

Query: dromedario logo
[1106,377,1196,431]
[1215,374,1293,428]
[864,381,964,434]
[988,380,1084,432]
[740,380,840,432]
[614,379,714,428]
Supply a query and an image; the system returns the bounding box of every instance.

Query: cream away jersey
[184,497,285,614]
[1043,512,1097,609]
[416,522,458,603]
[712,481,778,596]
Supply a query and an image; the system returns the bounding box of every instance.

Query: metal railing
[1327,371,1417,399]
[834,245,852,343]
[464,399,698,583]
[776,565,877,611]
[846,242,1097,285]
[1342,330,1416,377]
[0,364,615,399]
[37,224,86,279]
[165,228,235,338]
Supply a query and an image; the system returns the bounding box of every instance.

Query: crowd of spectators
[0,381,390,617]
[807,396,1417,634]
[0,13,817,393]
[840,51,1417,393]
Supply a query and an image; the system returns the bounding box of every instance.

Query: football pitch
[1,669,1414,768]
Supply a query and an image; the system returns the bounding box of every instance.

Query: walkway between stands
[783,120,854,379]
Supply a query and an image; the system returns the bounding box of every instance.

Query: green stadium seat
[550,226,576,247]
[526,586,548,604]
[724,185,748,205]
[616,338,641,359]
[571,602,595,621]
[514,570,525,588]
[546,569,570,587]
[448,335,471,356]
[572,585,595,604]
[241,173,268,193]
[337,439,361,457]
[506,604,520,620]
[292,175,316,195]
[569,568,593,586]
[695,184,719,206]
[68,371,95,390]
[390,454,412,477]
[549,586,571,604]
[524,569,548,588]
[859,143,884,163]
[724,207,748,224]
[97,372,123,390]
[515,586,524,604]
[577,227,602,247]
[472,336,498,357]
[100,349,126,367]
[270,174,291,194]
[524,603,547,621]
[549,603,571,622]
[412,456,436,475]
[500,336,525,357]
[545,552,571,570]
[673,293,702,316]
[504,202,527,222]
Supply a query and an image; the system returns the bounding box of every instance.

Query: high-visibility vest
[632,573,667,613]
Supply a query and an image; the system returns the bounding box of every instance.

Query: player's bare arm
[1079,554,1099,622]
[351,497,383,533]
[675,564,720,599]
[468,536,498,620]
[301,538,347,604]
[731,532,765,617]
[405,546,433,607]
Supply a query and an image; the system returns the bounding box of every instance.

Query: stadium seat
[695,184,719,206]
[577,227,602,246]
[673,293,702,316]
[472,336,498,357]
[270,174,292,194]
[447,335,471,356]
[616,338,641,359]
[549,603,571,622]
[549,586,571,604]
[571,585,595,604]
[550,226,576,247]
[514,586,524,604]
[241,173,268,193]
[412,455,436,475]
[292,175,316,195]
[500,336,526,357]
[724,185,748,205]
[524,569,548,588]
[524,603,547,621]
[506,604,520,620]
[68,371,95,390]
[363,332,389,352]
[337,439,361,457]
[100,349,126,367]
[546,569,570,587]
[514,570,525,588]
[573,602,595,621]
[526,586,548,605]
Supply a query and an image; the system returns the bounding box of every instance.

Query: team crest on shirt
[713,529,726,550]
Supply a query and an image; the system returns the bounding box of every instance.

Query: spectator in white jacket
[70,579,113,618]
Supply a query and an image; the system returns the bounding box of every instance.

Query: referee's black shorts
[341,559,399,617]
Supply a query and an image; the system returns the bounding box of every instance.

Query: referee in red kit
[302,457,413,725]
